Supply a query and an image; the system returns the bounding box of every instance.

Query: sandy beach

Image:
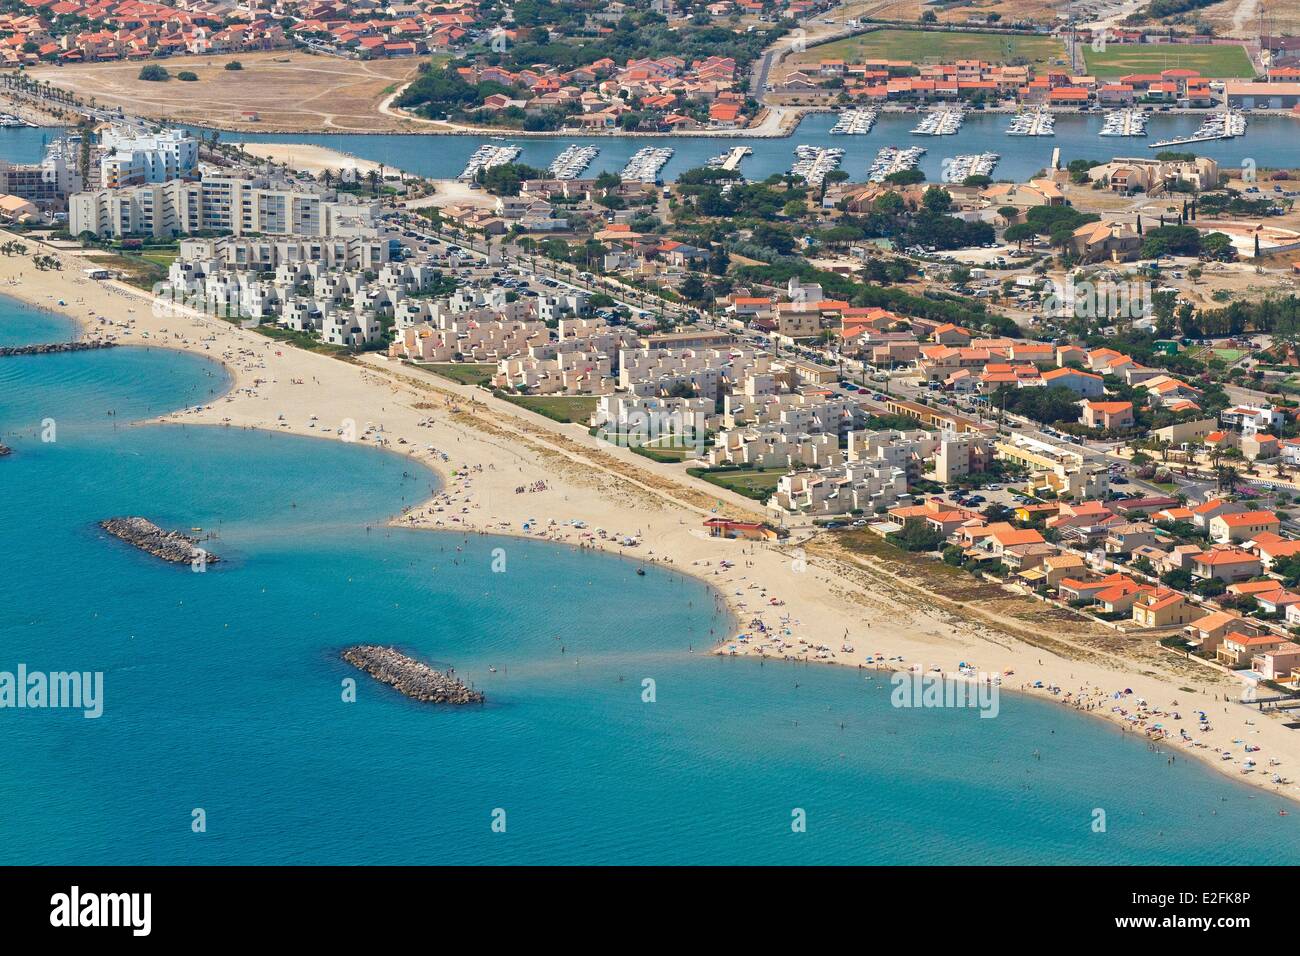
[4,231,1298,806]
[228,142,492,210]
[232,142,389,176]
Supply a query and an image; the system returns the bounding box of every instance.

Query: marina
[830,107,879,135]
[457,143,521,181]
[911,106,964,136]
[547,144,599,179]
[789,144,844,187]
[868,145,926,183]
[1100,108,1148,138]
[621,145,673,183]
[198,112,1300,190]
[1150,109,1247,149]
[1006,108,1055,137]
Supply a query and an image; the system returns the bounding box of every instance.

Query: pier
[830,107,878,135]
[714,146,752,171]
[99,517,219,565]
[910,106,963,136]
[621,146,673,184]
[0,341,117,357]
[1100,108,1147,138]
[342,645,485,704]
[1006,108,1054,137]
[548,144,599,180]
[790,144,844,188]
[457,143,521,182]
[945,152,999,181]
[1149,109,1247,149]
[868,145,926,183]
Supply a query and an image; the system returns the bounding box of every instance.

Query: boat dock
[911,106,963,136]
[868,145,926,183]
[1100,108,1147,137]
[458,143,521,181]
[790,144,844,188]
[1006,108,1054,137]
[830,107,878,135]
[621,146,673,183]
[1149,109,1247,149]
[548,144,599,180]
[707,146,752,172]
[945,152,999,181]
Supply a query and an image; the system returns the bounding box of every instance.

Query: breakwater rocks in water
[0,341,117,358]
[99,517,219,565]
[342,645,484,704]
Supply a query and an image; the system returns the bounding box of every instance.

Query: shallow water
[0,300,1295,864]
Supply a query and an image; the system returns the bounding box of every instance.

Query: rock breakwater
[0,341,117,357]
[342,645,484,704]
[99,517,219,565]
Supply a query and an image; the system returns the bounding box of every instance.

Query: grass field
[689,467,787,501]
[793,29,1066,69]
[1082,43,1256,79]
[628,436,703,463]
[419,363,496,387]
[499,394,598,424]
[1211,348,1247,364]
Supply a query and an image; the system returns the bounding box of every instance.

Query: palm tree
[1217,464,1239,494]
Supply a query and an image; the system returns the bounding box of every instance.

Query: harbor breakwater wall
[99,517,219,565]
[342,645,484,704]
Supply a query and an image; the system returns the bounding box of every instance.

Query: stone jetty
[342,645,484,704]
[98,517,219,565]
[0,341,117,358]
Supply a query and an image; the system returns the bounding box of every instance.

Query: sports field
[1082,43,1256,79]
[792,28,1066,68]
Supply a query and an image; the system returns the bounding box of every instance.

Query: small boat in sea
[636,568,646,576]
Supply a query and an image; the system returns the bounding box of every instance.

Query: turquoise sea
[1,300,1297,865]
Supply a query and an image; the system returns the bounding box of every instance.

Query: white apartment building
[848,429,939,481]
[708,424,842,469]
[618,347,770,398]
[322,312,383,349]
[934,432,991,483]
[70,172,380,239]
[770,458,908,517]
[99,126,199,187]
[175,235,390,273]
[390,319,549,363]
[0,140,82,207]
[494,350,615,395]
